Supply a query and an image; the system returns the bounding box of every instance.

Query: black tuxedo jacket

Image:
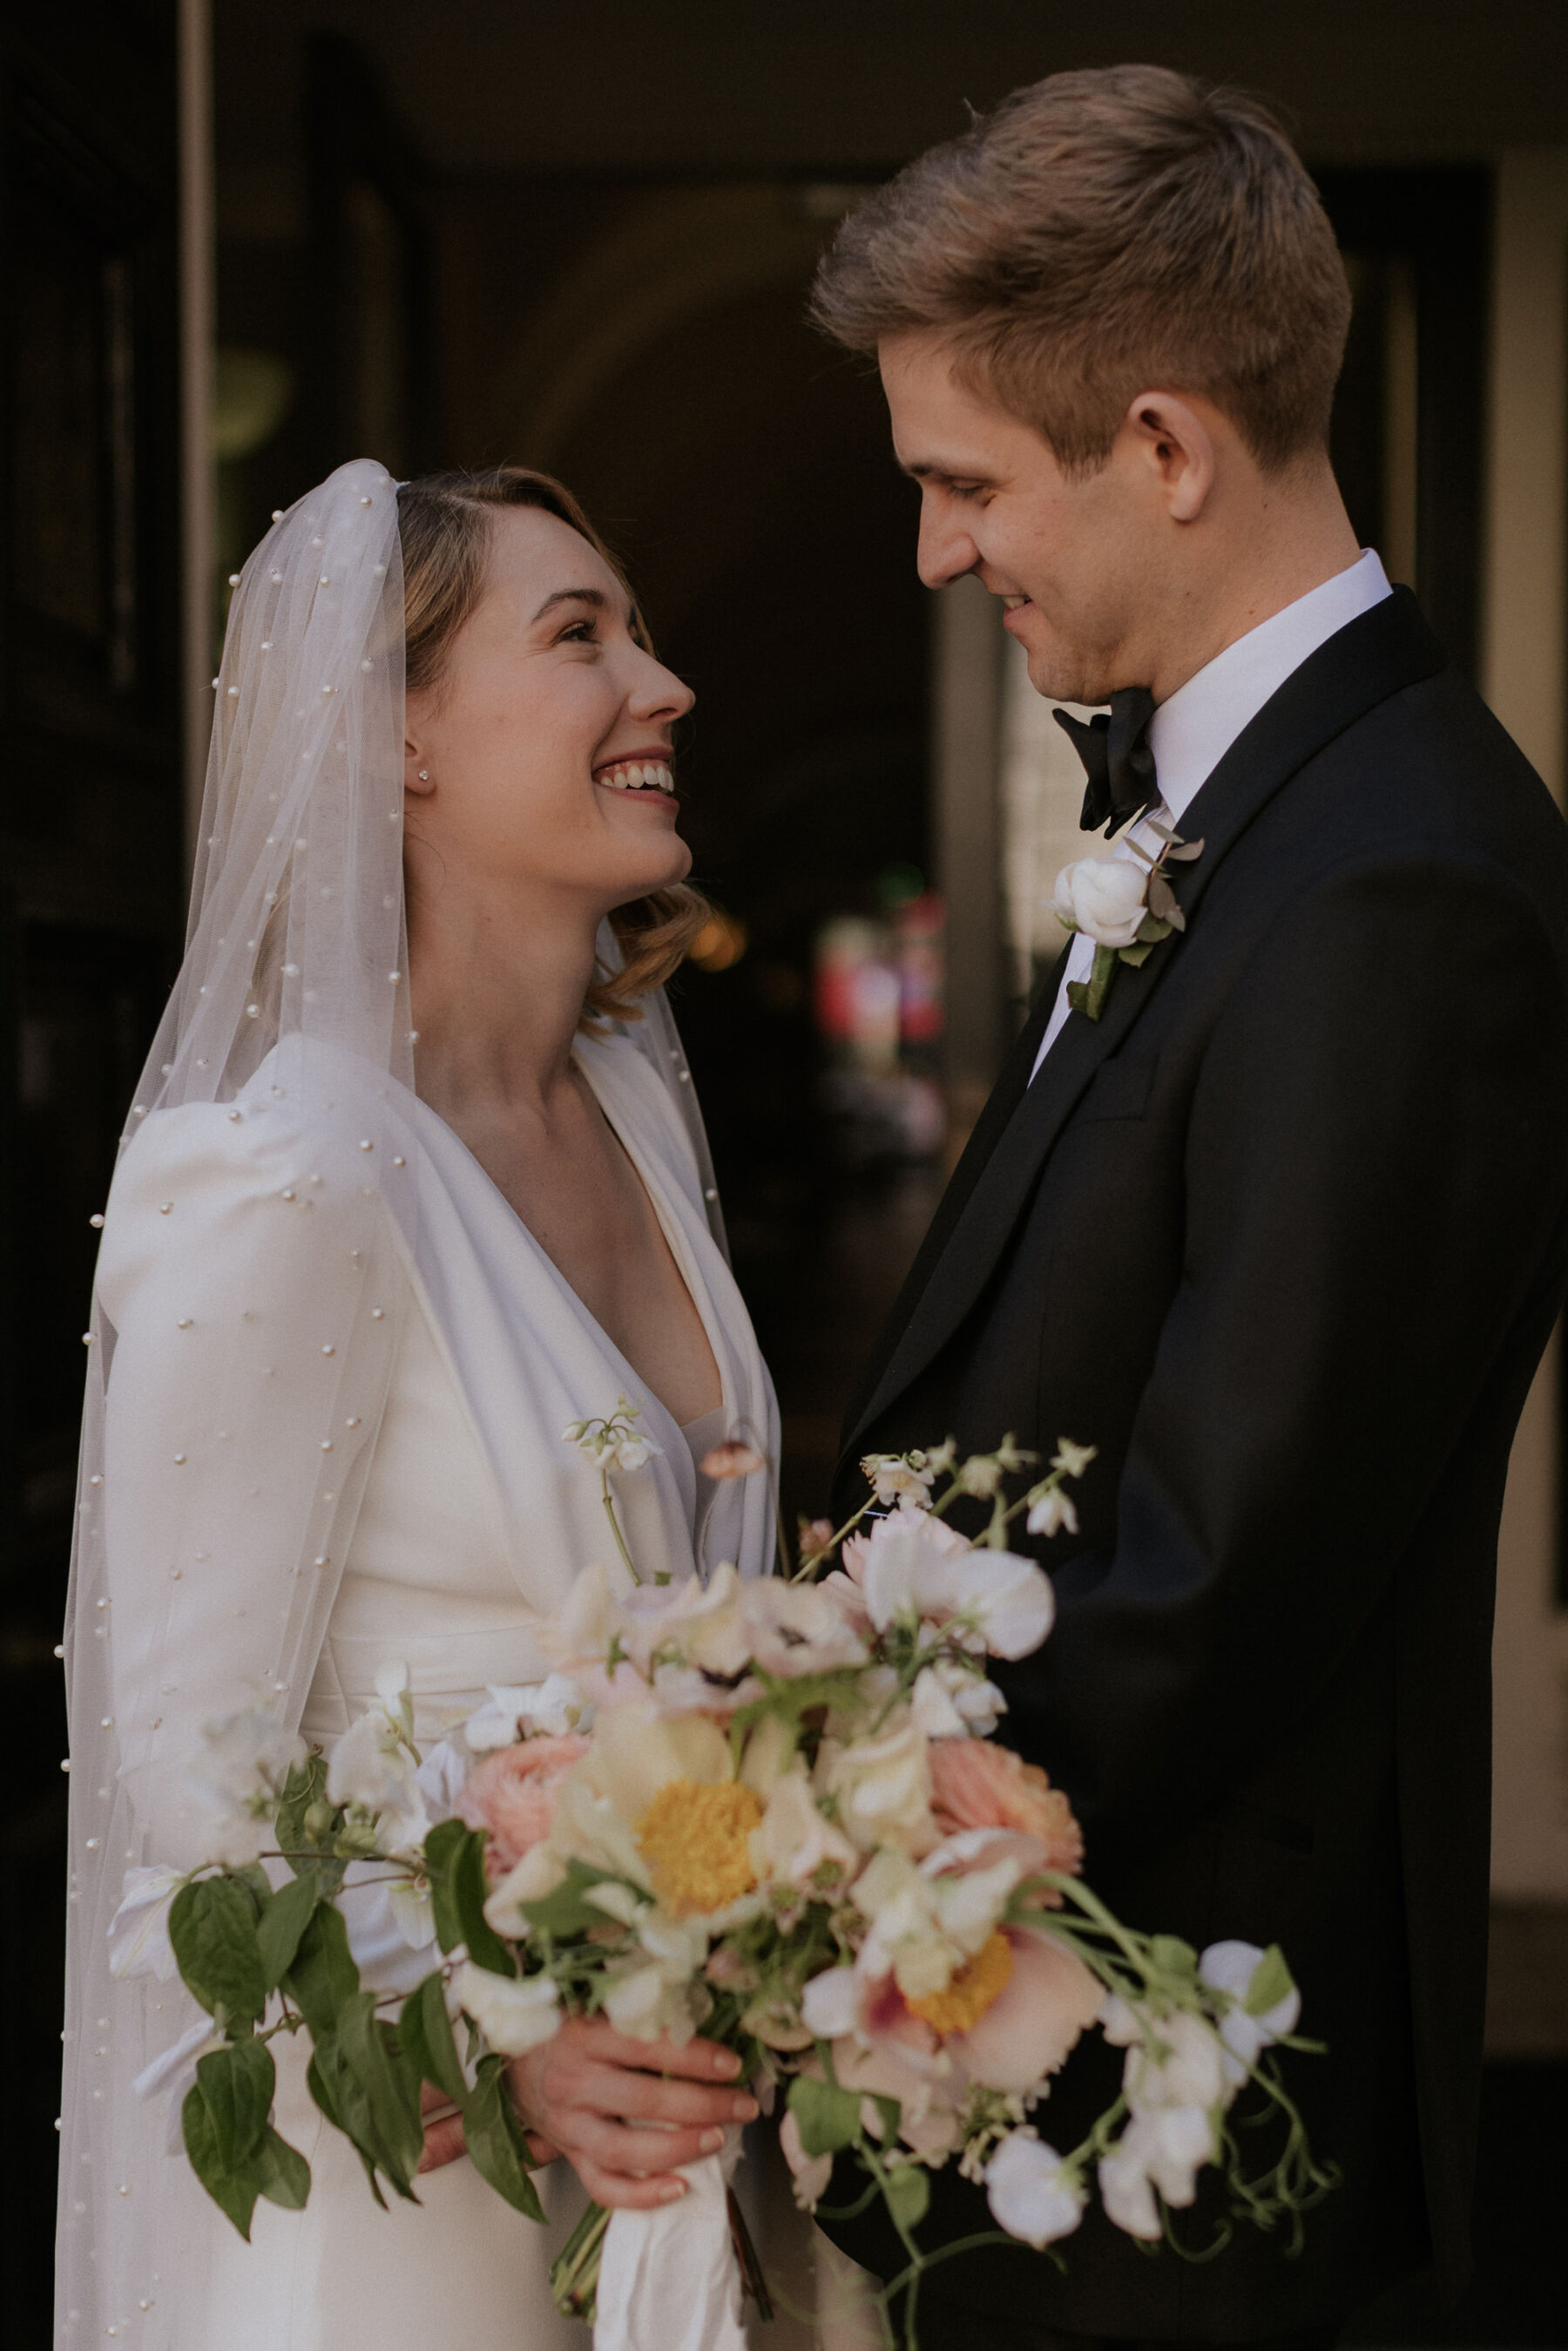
[816,593,1568,2340]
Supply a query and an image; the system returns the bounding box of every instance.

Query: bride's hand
[505,2016,759,2209]
[416,2079,560,2175]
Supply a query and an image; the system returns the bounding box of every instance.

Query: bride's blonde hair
[396,464,711,1028]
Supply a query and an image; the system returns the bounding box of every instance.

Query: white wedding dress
[87,1023,778,2350]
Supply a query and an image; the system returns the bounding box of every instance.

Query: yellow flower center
[637,1778,763,1917]
[907,1930,1014,2036]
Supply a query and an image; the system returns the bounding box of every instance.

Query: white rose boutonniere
[1051,821,1204,1022]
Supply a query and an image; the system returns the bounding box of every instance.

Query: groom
[812,65,1568,2351]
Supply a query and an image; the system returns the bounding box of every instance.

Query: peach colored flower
[927,1739,1084,1878]
[456,1735,591,1878]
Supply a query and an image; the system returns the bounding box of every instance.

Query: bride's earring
[416,769,429,782]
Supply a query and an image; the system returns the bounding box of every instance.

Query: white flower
[463,1675,590,1750]
[739,1577,868,1679]
[567,1398,663,1475]
[850,1844,1021,2001]
[800,1965,862,2041]
[132,2016,222,2156]
[1118,2006,1231,2117]
[107,1865,184,1982]
[815,1711,936,1855]
[910,1659,1005,1739]
[1026,1488,1078,1539]
[749,1767,861,1892]
[183,1706,305,1867]
[603,1910,711,2043]
[1051,1440,1097,1480]
[1051,856,1149,949]
[984,2131,1086,2248]
[1199,1939,1302,2074]
[1098,2106,1215,2238]
[861,1452,936,1506]
[849,1507,1054,1659]
[327,1707,427,1850]
[457,1962,561,2056]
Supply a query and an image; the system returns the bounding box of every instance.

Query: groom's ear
[1121,390,1217,525]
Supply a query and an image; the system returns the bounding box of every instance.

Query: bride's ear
[404,737,436,796]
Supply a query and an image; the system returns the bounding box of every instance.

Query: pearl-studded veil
[56,457,727,2343]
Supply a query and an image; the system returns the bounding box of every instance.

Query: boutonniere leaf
[1052,831,1204,1023]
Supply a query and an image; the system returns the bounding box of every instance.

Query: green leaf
[1149,1935,1199,1980]
[337,1991,424,2198]
[882,2160,929,2234]
[253,2124,312,2210]
[182,2081,260,2239]
[1065,979,1088,1013]
[1132,912,1172,945]
[1244,1943,1296,2017]
[308,2047,388,2211]
[258,1869,320,1991]
[425,1818,514,1975]
[283,1900,360,2038]
[787,2073,861,2158]
[463,2053,546,2221]
[521,1859,630,1942]
[399,1971,469,2108]
[170,1876,267,2030]
[1118,940,1155,967]
[194,2037,274,2171]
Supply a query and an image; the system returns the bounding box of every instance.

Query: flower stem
[551,2196,612,2321]
[600,1474,642,1585]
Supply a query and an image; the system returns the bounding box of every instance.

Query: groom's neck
[1143,454,1362,706]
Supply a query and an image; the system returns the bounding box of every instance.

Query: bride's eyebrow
[531,586,610,624]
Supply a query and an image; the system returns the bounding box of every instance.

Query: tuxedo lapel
[837,980,1055,1445]
[841,588,1447,1463]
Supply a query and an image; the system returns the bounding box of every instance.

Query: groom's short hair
[811,64,1352,476]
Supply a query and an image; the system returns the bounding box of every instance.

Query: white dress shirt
[1031,549,1393,1079]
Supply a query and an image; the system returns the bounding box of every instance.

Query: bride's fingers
[571,2019,743,2082]
[578,2059,756,2131]
[571,2154,691,2212]
[564,2112,719,2178]
[417,2110,468,2172]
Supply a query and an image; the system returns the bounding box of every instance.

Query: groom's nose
[916,497,981,591]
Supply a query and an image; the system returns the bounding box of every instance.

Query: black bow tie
[1053,687,1159,837]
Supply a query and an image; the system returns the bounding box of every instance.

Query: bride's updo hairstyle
[395,464,711,1026]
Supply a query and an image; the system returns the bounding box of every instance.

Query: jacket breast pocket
[1075,1051,1158,1123]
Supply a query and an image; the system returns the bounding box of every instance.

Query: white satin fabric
[91,1023,778,2349]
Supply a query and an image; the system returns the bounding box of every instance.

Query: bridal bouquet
[116,1414,1332,2351]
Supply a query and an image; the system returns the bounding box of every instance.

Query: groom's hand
[505,2015,758,2209]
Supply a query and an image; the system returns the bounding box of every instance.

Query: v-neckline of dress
[402,1042,727,1440]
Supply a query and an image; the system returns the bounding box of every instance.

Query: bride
[57,459,780,2348]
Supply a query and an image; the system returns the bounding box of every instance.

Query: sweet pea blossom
[749,1766,861,1893]
[815,1711,936,1856]
[183,1705,306,1867]
[910,1657,1006,1739]
[327,1669,428,1851]
[984,2131,1087,2248]
[107,1865,185,1982]
[463,1674,589,1750]
[1051,856,1149,949]
[1107,2002,1231,2118]
[1200,1939,1303,2074]
[456,1961,561,2056]
[1098,2105,1216,2238]
[844,1506,1056,1659]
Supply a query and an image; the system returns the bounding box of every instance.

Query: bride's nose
[628,651,695,725]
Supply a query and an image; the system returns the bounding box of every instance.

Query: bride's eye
[558,618,598,645]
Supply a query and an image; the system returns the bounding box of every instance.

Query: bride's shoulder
[97,1058,390,1323]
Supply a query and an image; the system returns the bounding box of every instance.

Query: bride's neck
[405,869,599,1117]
